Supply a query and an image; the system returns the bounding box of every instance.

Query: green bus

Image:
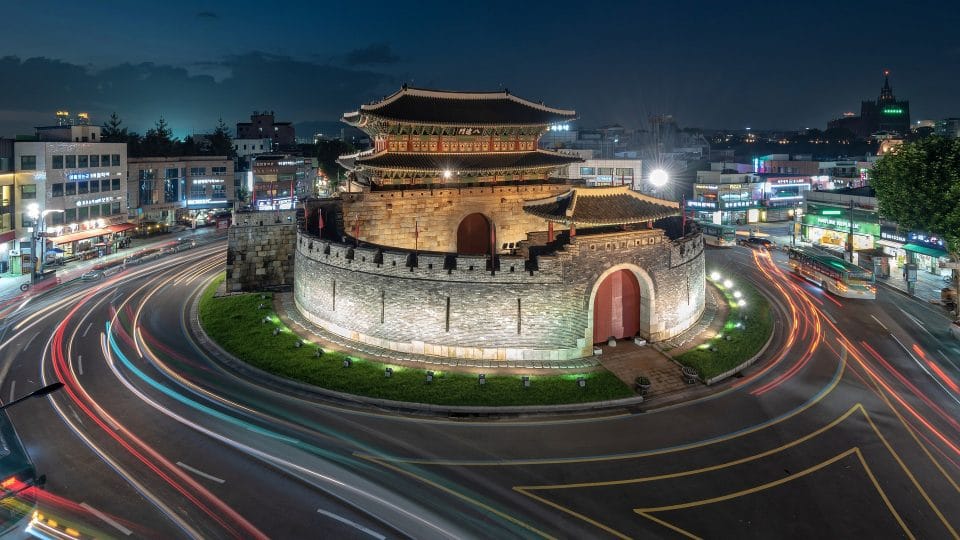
[787,247,876,299]
[697,222,738,247]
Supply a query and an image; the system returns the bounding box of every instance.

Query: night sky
[2,0,957,137]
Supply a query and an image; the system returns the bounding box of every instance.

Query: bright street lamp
[649,168,669,188]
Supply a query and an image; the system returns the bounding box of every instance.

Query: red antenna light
[883,69,890,76]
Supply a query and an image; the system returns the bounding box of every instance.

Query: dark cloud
[197,11,218,19]
[0,53,396,137]
[342,43,400,66]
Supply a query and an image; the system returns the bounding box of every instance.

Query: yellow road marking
[633,448,913,540]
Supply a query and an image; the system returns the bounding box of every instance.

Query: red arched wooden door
[457,213,492,255]
[593,269,641,343]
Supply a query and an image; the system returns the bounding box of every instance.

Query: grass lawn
[675,278,773,381]
[199,275,634,406]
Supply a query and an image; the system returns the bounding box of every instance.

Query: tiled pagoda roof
[343,86,577,126]
[523,186,680,226]
[353,150,581,173]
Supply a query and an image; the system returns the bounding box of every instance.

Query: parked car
[739,236,775,250]
[80,270,105,281]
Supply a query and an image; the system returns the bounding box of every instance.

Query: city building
[800,187,950,277]
[277,86,704,363]
[559,150,643,189]
[0,139,14,271]
[935,118,960,139]
[248,154,311,210]
[232,138,275,159]
[11,115,131,267]
[827,71,911,138]
[686,169,765,225]
[128,156,234,227]
[236,111,295,148]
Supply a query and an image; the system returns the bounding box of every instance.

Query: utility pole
[847,199,855,263]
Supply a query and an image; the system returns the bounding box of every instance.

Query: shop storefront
[801,207,880,259]
[878,226,950,277]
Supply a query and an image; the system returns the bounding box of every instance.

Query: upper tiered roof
[343,86,577,127]
[523,186,680,226]
[353,149,580,173]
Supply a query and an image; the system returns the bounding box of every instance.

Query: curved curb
[703,283,784,386]
[188,285,647,416]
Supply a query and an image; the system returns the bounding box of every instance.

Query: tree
[315,139,356,188]
[871,136,960,319]
[101,113,129,142]
[210,117,235,157]
[141,116,177,157]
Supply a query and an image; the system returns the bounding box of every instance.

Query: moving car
[739,236,775,249]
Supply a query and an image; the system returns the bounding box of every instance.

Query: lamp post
[0,382,64,411]
[26,203,64,284]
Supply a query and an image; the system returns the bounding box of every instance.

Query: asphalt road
[1,238,959,539]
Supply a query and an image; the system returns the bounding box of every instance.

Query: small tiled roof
[523,186,680,225]
[354,150,581,173]
[343,86,577,126]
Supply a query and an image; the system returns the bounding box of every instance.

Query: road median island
[198,274,634,407]
[674,277,773,383]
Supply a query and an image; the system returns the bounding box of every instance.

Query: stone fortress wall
[340,184,572,252]
[293,227,705,361]
[226,210,298,292]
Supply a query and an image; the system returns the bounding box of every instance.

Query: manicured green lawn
[675,278,773,381]
[199,275,633,406]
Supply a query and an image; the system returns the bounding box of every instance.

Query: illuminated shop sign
[76,196,119,207]
[187,198,211,206]
[68,171,110,181]
[720,201,754,209]
[772,178,809,185]
[191,178,224,185]
[686,200,717,209]
[908,232,945,248]
[256,198,294,211]
[881,230,907,243]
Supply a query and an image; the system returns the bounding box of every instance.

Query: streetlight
[26,204,64,284]
[649,168,669,188]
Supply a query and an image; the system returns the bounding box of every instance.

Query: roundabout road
[2,239,959,538]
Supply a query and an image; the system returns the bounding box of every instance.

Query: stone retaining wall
[226,210,298,292]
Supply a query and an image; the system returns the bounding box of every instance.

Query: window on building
[580,167,595,175]
[78,207,88,220]
[101,154,110,167]
[21,213,32,227]
[89,179,99,193]
[52,155,64,169]
[65,182,76,196]
[89,205,100,218]
[20,155,37,170]
[166,168,178,179]
[190,167,206,176]
[212,184,227,199]
[615,168,634,176]
[91,132,96,140]
[598,167,615,175]
[111,154,120,167]
[65,208,76,222]
[78,155,88,168]
[112,178,120,191]
[190,185,206,199]
[52,183,64,197]
[51,212,64,225]
[212,166,227,175]
[111,202,121,215]
[78,181,89,195]
[66,155,76,168]
[90,155,99,168]
[100,203,111,216]
[20,184,37,199]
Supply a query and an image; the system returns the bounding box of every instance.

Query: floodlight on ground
[272,327,279,336]
[649,168,668,187]
[426,371,434,383]
[478,373,486,386]
[522,376,530,388]
[343,358,351,368]
[385,367,393,378]
[710,271,721,281]
[722,279,733,288]
[733,290,742,299]
[577,377,586,388]
[738,299,747,307]
[315,347,323,357]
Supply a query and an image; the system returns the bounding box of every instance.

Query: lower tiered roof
[523,185,680,226]
[352,150,580,173]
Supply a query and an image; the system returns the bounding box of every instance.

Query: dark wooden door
[457,213,491,255]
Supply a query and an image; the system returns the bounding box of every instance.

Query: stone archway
[586,264,660,347]
[592,269,641,343]
[457,213,493,255]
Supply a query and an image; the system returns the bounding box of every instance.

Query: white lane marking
[870,314,888,331]
[897,307,933,337]
[821,310,837,324]
[938,350,950,363]
[23,332,39,350]
[176,462,225,484]
[78,355,84,376]
[80,502,132,536]
[14,297,31,314]
[891,334,960,407]
[82,322,93,337]
[8,380,14,403]
[69,405,84,426]
[316,508,386,540]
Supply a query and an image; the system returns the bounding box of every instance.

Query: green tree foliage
[100,112,128,142]
[871,137,960,255]
[141,116,177,157]
[210,117,235,157]
[314,139,355,187]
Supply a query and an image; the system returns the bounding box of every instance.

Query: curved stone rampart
[294,229,705,361]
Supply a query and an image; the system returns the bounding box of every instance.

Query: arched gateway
[457,213,493,255]
[593,268,641,343]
